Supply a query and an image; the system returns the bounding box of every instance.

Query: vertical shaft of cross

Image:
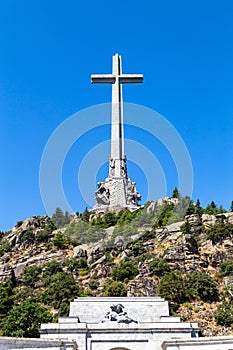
[111,54,124,162]
[91,54,143,209]
[91,54,143,179]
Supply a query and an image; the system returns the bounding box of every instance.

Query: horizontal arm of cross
[119,74,143,84]
[91,74,143,84]
[91,75,115,84]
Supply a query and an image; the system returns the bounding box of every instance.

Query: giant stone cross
[91,54,143,210]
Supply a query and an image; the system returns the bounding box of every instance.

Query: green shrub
[2,299,52,338]
[58,302,70,317]
[141,230,155,240]
[127,240,147,257]
[78,268,90,276]
[206,220,233,244]
[89,279,100,290]
[80,207,90,222]
[158,271,185,304]
[135,252,154,263]
[14,287,35,304]
[80,289,92,297]
[103,280,127,297]
[185,201,196,215]
[52,231,69,249]
[91,210,118,228]
[36,221,57,243]
[21,230,34,244]
[0,280,14,319]
[21,265,42,287]
[0,240,11,257]
[153,203,174,228]
[104,253,114,266]
[116,209,139,226]
[112,224,138,241]
[184,271,218,302]
[214,302,233,326]
[65,258,87,272]
[149,258,170,277]
[42,260,63,280]
[220,260,233,276]
[40,272,79,309]
[203,201,226,215]
[172,187,180,198]
[111,259,138,282]
[65,220,105,244]
[180,221,192,235]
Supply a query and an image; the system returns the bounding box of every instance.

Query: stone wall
[162,336,233,349]
[0,337,77,349]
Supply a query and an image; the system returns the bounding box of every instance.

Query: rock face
[1,204,233,337]
[179,301,233,337]
[7,216,50,247]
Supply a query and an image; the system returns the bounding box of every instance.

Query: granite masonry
[91,54,142,211]
[39,296,233,350]
[40,296,199,350]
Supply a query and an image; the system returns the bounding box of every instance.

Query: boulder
[128,275,158,296]
[0,264,15,283]
[210,249,227,267]
[202,214,216,227]
[114,236,126,250]
[73,247,88,259]
[184,234,199,254]
[185,214,201,227]
[95,265,112,279]
[87,243,106,265]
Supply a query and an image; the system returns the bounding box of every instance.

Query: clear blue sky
[0,0,232,231]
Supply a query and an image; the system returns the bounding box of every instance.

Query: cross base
[93,176,141,212]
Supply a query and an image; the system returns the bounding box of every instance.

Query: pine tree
[230,201,233,212]
[195,198,203,216]
[52,208,70,228]
[210,201,217,209]
[81,207,90,222]
[181,221,192,235]
[172,187,180,199]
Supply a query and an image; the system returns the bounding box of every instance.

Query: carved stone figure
[109,158,115,177]
[126,181,141,206]
[95,182,110,205]
[120,158,127,177]
[101,303,137,324]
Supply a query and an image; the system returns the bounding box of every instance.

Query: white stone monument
[40,296,200,350]
[91,54,142,211]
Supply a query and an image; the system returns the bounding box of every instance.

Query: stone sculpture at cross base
[91,54,142,211]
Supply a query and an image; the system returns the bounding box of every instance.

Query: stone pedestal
[94,176,141,211]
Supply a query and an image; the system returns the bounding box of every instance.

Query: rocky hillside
[0,198,233,337]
